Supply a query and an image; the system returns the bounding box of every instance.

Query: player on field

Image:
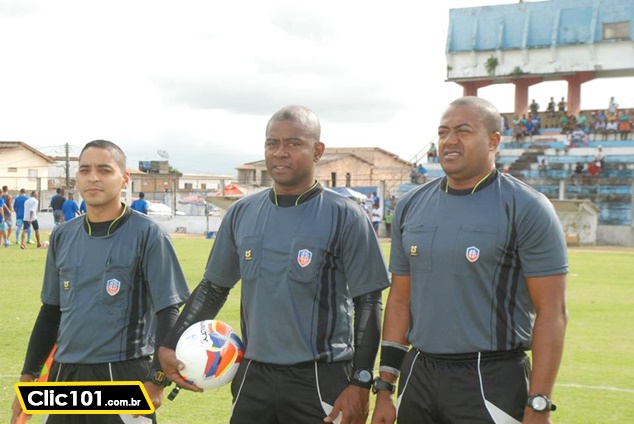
[159,105,391,424]
[371,96,568,424]
[11,140,190,424]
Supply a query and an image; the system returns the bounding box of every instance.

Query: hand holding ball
[175,320,245,390]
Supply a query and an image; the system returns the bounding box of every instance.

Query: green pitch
[1,236,632,423]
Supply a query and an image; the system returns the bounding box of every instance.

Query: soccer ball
[175,320,245,390]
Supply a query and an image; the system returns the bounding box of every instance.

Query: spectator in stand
[594,110,608,141]
[559,114,570,134]
[572,162,585,184]
[417,164,427,184]
[569,127,588,147]
[587,161,601,176]
[525,118,537,141]
[546,96,557,128]
[530,113,541,134]
[577,112,588,132]
[512,114,521,128]
[538,157,549,177]
[529,99,539,115]
[426,142,438,163]
[605,113,619,140]
[520,113,528,126]
[558,97,567,113]
[595,146,605,169]
[608,96,619,115]
[618,110,631,140]
[513,121,526,142]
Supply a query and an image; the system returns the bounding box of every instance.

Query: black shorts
[397,349,530,424]
[229,359,351,424]
[44,358,155,424]
[23,220,39,231]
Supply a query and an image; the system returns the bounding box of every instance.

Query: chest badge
[466,246,480,263]
[63,280,70,291]
[410,245,418,256]
[297,249,312,268]
[106,279,121,296]
[244,249,252,261]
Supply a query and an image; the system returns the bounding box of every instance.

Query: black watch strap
[147,369,171,387]
[372,378,395,394]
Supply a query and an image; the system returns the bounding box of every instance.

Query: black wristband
[147,369,171,387]
[372,378,395,394]
[379,341,409,376]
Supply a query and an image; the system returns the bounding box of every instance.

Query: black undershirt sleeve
[161,278,231,350]
[150,305,180,370]
[22,303,60,377]
[352,290,383,371]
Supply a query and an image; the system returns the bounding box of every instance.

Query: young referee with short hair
[11,140,190,424]
[159,105,391,424]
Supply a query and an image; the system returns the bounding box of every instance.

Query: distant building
[0,141,56,190]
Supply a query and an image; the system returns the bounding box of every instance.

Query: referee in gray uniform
[372,97,568,424]
[11,140,190,424]
[160,105,390,424]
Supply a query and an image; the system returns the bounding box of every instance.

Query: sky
[1,0,632,175]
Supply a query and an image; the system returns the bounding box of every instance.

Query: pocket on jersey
[58,267,78,312]
[453,225,497,269]
[237,235,263,284]
[402,226,437,273]
[99,265,132,310]
[287,236,326,284]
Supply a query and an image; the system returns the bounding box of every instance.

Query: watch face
[532,396,548,411]
[356,370,372,383]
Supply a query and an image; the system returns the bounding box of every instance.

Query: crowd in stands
[506,96,633,146]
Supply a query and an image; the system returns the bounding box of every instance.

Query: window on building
[331,172,337,187]
[345,173,351,187]
[603,22,630,40]
[28,169,38,180]
[201,183,207,190]
[184,183,193,190]
[8,167,17,173]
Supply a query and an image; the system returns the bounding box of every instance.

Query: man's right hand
[11,374,35,424]
[157,346,203,393]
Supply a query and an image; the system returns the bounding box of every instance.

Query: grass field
[1,235,633,423]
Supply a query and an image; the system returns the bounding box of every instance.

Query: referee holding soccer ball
[159,105,391,424]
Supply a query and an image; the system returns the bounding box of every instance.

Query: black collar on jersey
[269,180,323,207]
[440,169,498,196]
[82,203,132,236]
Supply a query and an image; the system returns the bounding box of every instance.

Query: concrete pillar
[562,71,595,117]
[457,80,494,97]
[512,77,543,117]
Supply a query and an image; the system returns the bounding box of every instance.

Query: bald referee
[372,97,568,424]
[159,105,391,424]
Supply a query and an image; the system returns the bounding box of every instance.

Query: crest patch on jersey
[106,279,121,296]
[466,246,480,263]
[297,249,312,268]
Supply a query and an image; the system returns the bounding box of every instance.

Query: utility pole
[65,143,70,188]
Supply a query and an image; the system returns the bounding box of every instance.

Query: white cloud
[0,0,631,174]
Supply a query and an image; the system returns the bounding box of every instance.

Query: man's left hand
[323,385,369,424]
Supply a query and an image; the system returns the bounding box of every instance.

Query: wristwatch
[372,377,395,395]
[526,394,556,412]
[147,369,171,387]
[349,369,373,389]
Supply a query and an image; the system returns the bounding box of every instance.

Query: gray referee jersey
[41,210,190,364]
[205,187,390,365]
[390,172,568,354]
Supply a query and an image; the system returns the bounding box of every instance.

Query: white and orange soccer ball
[175,320,245,390]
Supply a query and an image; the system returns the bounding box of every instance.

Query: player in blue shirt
[61,192,80,222]
[131,192,149,214]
